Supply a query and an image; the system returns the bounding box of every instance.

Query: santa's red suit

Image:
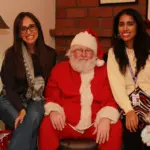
[39,61,122,150]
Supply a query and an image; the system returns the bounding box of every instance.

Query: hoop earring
[117,33,121,40]
[114,33,120,39]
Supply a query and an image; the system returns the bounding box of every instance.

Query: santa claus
[39,29,122,150]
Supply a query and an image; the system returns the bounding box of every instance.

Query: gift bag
[120,86,150,129]
[0,130,12,150]
[130,87,150,123]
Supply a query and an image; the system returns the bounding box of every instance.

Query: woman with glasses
[0,12,56,150]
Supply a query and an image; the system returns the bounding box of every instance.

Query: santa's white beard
[69,56,96,73]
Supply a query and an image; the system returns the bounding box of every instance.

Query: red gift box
[0,130,12,150]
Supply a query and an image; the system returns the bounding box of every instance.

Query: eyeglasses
[72,49,93,55]
[20,24,37,34]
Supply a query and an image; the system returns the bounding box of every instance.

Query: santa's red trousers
[39,116,122,150]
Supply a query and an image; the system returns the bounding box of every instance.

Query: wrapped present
[0,130,12,150]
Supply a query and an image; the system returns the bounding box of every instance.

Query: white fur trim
[94,106,119,126]
[71,31,97,54]
[44,102,64,116]
[141,125,150,146]
[75,70,94,130]
[69,124,84,134]
[96,59,105,67]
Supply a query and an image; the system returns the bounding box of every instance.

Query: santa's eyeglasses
[72,48,93,55]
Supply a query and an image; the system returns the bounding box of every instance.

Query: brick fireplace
[50,0,147,57]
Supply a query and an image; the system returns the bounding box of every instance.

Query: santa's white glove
[141,125,150,146]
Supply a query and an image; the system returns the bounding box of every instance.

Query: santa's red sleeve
[44,66,64,116]
[94,67,120,125]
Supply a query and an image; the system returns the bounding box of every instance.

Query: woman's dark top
[32,53,42,76]
[1,45,56,111]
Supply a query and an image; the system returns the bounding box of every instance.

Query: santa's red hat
[70,28,105,67]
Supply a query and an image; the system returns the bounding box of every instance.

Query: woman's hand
[126,110,138,132]
[15,109,26,129]
[50,111,66,131]
[93,118,111,144]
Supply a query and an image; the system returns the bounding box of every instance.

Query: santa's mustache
[69,56,96,73]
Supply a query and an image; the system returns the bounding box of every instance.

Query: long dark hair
[112,8,150,75]
[6,12,48,79]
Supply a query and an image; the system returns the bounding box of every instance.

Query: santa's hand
[50,111,66,131]
[141,125,150,146]
[93,118,110,144]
